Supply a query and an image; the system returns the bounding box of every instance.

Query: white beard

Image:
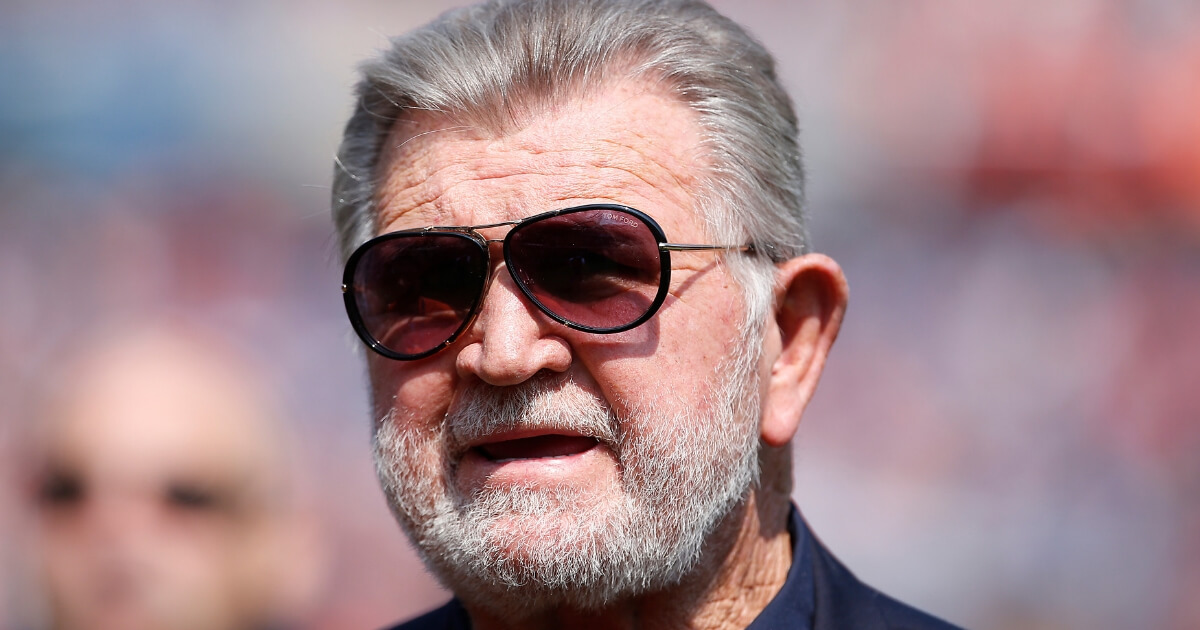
[372,347,763,615]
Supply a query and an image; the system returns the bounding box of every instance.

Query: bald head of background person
[26,326,320,630]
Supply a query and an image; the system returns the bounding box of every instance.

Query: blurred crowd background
[1,1,1197,629]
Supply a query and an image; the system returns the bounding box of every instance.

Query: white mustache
[443,376,620,457]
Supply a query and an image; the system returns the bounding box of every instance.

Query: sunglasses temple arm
[659,243,756,253]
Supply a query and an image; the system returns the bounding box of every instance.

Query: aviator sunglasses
[342,204,754,360]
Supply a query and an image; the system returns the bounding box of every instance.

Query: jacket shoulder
[809,530,963,630]
[380,599,469,630]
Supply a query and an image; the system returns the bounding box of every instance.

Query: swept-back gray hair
[332,0,807,327]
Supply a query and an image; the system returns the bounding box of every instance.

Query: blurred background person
[20,325,323,630]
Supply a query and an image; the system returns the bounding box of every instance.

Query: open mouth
[475,434,601,462]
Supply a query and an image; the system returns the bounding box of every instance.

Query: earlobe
[759,254,849,447]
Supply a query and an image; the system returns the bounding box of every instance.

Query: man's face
[369,80,769,610]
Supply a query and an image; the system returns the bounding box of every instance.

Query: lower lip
[455,440,618,492]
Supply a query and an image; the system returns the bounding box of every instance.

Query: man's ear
[760,253,849,447]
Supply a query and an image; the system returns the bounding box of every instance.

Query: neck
[466,446,795,630]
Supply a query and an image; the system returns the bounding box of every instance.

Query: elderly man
[332,1,958,628]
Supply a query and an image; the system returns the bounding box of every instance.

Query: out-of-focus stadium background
[2,1,1197,628]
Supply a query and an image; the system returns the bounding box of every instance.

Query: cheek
[585,291,745,418]
[367,355,456,428]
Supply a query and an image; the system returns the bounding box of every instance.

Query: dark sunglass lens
[508,208,662,330]
[351,234,486,357]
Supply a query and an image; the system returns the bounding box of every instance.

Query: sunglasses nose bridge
[469,224,512,259]
[471,237,521,310]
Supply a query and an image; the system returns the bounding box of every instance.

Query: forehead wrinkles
[374,118,481,226]
[373,81,709,230]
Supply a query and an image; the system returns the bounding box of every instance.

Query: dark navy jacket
[384,506,962,629]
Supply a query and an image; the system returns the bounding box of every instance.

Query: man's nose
[454,267,572,385]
